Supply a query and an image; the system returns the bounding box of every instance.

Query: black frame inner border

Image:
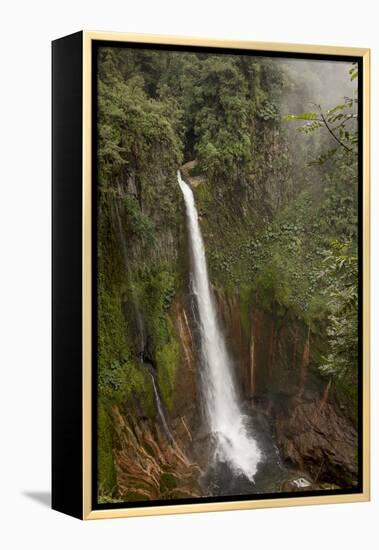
[91,39,364,511]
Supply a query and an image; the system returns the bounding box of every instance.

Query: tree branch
[318,107,353,153]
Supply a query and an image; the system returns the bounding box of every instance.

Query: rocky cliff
[96,47,359,502]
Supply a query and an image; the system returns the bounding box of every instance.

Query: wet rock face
[274,398,358,488]
[203,288,359,488]
[112,301,205,502]
[113,406,202,501]
[171,303,201,429]
[110,277,359,498]
[213,291,314,400]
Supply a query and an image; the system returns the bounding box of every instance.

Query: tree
[283,64,358,165]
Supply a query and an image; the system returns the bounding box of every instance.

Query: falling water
[177,171,261,481]
[150,374,173,441]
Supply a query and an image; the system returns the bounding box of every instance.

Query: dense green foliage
[96,46,292,401]
[96,46,359,496]
[284,79,359,417]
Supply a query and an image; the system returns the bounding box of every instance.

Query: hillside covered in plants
[96,45,359,503]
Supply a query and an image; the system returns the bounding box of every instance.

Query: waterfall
[150,374,173,441]
[177,171,261,481]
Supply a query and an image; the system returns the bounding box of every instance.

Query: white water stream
[178,171,261,481]
[150,373,173,441]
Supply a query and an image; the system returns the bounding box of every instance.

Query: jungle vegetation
[96,46,359,498]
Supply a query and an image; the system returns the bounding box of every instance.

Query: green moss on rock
[159,472,178,493]
[97,400,117,496]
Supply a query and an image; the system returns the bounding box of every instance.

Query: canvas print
[95,44,360,506]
